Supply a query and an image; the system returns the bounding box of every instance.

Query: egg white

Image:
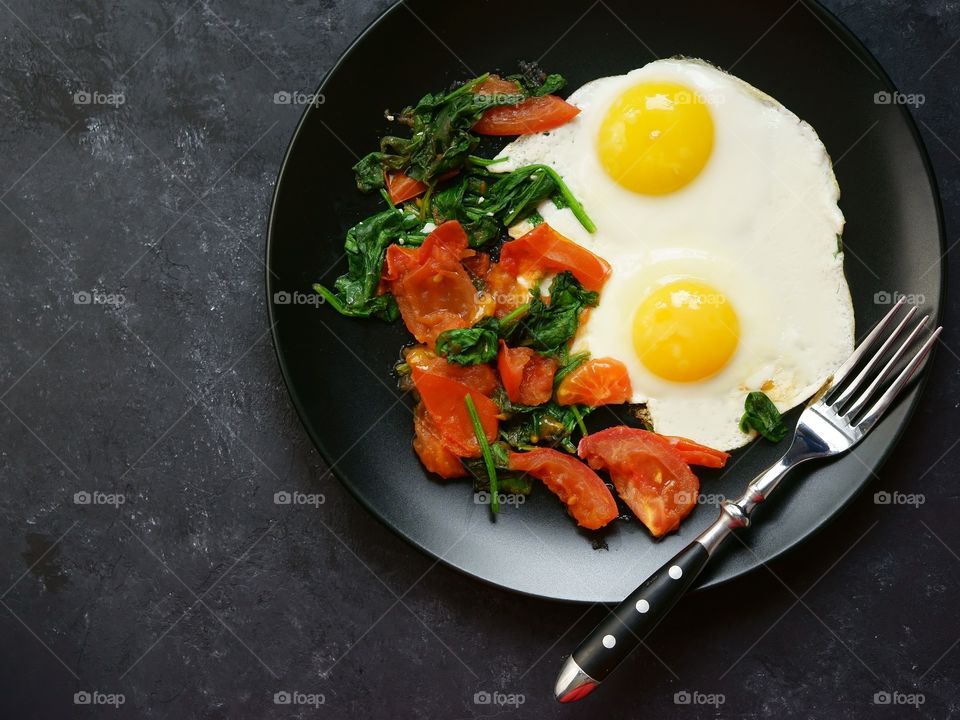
[495,59,855,451]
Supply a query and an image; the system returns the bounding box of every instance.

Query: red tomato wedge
[383,243,419,281]
[508,448,618,530]
[404,345,498,395]
[412,402,467,479]
[650,433,730,469]
[496,341,556,406]
[556,358,632,407]
[474,95,580,136]
[383,221,490,347]
[578,426,699,537]
[411,367,498,458]
[384,170,428,205]
[500,224,611,292]
[485,262,531,317]
[384,169,461,206]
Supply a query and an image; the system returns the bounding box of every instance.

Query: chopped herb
[465,394,499,513]
[740,391,788,442]
[834,233,843,258]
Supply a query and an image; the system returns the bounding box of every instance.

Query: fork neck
[733,455,795,517]
[697,455,796,556]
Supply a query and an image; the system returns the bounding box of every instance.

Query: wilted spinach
[739,391,788,442]
[516,272,598,355]
[312,208,422,320]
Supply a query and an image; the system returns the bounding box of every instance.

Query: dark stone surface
[0,1,957,718]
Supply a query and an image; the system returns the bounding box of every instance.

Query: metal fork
[555,297,942,702]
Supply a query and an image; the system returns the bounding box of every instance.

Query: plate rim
[265,0,947,602]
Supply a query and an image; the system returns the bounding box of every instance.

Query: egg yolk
[632,280,739,382]
[598,82,714,195]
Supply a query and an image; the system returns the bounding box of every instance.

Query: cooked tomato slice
[578,426,699,537]
[497,340,527,403]
[474,95,580,135]
[412,402,467,479]
[499,224,611,292]
[404,345,498,395]
[556,358,632,407]
[417,219,470,261]
[383,243,419,281]
[411,367,499,457]
[520,354,557,406]
[485,262,531,318]
[461,251,491,280]
[384,169,460,205]
[383,221,491,347]
[649,433,730,469]
[508,448,618,530]
[384,170,428,205]
[496,341,556,406]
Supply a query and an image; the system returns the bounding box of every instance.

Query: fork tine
[843,314,929,419]
[831,305,918,409]
[855,327,942,431]
[826,297,907,399]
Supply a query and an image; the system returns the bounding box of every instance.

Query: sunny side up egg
[495,59,855,451]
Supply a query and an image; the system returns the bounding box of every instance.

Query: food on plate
[493,58,855,452]
[313,59,854,537]
[508,448,618,530]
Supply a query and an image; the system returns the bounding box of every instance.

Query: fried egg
[495,59,854,451]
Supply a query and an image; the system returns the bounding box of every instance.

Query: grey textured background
[0,0,958,718]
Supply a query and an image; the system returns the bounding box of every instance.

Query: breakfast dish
[314,58,856,538]
[268,0,943,600]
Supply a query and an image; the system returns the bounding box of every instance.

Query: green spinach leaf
[499,401,593,454]
[313,208,421,320]
[516,272,598,355]
[739,391,788,442]
[435,318,500,365]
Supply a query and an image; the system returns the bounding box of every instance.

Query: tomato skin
[385,170,428,205]
[651,434,730,468]
[474,95,581,135]
[496,341,556,406]
[497,340,527,403]
[556,358,632,407]
[383,243,419,281]
[404,345,498,395]
[416,219,469,261]
[383,221,491,347]
[500,224,611,292]
[412,402,467,478]
[578,426,699,537]
[461,251,491,280]
[508,448,618,530]
[384,169,460,205]
[485,262,531,318]
[411,367,499,458]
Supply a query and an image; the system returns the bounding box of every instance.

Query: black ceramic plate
[267,0,944,602]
